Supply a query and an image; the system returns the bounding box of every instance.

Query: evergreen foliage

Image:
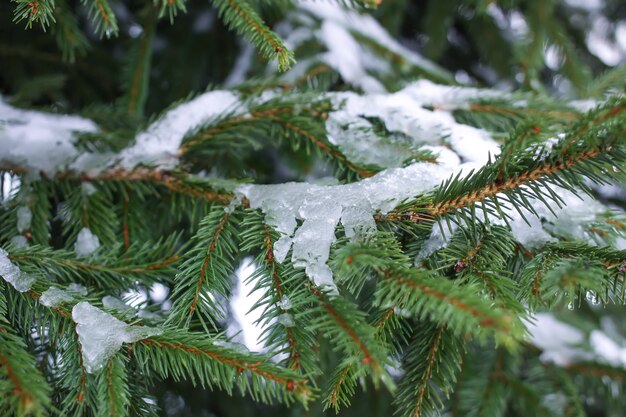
[1,1,626,417]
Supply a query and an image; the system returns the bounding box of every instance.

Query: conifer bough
[1,1,626,417]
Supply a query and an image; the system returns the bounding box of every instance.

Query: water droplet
[586,290,600,305]
[567,302,575,310]
[279,294,292,310]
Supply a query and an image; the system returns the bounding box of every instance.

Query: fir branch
[81,0,117,37]
[124,6,157,117]
[96,355,129,417]
[55,169,237,205]
[0,323,52,417]
[335,239,524,344]
[57,332,94,416]
[12,0,56,30]
[454,348,520,417]
[260,224,304,370]
[323,306,408,412]
[451,104,557,133]
[121,190,130,249]
[434,225,520,304]
[8,237,182,290]
[506,378,553,417]
[179,97,377,179]
[309,286,388,373]
[59,180,119,247]
[168,207,240,326]
[155,0,187,23]
[53,0,90,63]
[0,181,51,246]
[545,365,586,417]
[466,102,579,121]
[238,211,320,374]
[518,243,626,308]
[135,331,312,405]
[210,0,294,71]
[375,268,523,345]
[394,322,463,417]
[585,64,626,97]
[565,362,626,381]
[388,99,626,227]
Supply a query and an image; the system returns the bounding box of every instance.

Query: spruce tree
[1,1,626,416]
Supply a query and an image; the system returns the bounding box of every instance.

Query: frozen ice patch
[72,302,161,373]
[0,248,35,292]
[40,287,75,307]
[238,161,454,294]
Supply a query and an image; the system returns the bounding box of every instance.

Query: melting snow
[0,248,35,292]
[40,287,75,307]
[237,161,454,294]
[40,284,86,307]
[72,302,161,373]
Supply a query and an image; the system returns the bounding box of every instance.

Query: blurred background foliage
[2,0,625,115]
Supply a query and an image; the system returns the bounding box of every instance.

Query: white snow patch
[401,79,506,109]
[325,82,502,167]
[529,313,626,369]
[569,99,598,112]
[0,97,98,175]
[149,283,169,303]
[590,330,626,367]
[75,228,100,257]
[81,182,97,196]
[72,302,161,373]
[318,20,385,93]
[228,258,266,352]
[118,90,242,169]
[298,2,449,81]
[527,313,589,366]
[0,248,35,292]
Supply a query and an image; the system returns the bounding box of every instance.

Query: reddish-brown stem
[189,212,231,313]
[310,287,374,364]
[411,326,444,417]
[264,225,300,369]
